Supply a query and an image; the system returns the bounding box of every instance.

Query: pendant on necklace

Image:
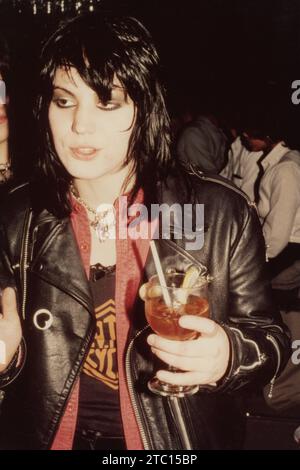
[92,205,116,242]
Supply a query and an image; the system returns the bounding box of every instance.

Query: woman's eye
[53,97,75,108]
[97,101,120,111]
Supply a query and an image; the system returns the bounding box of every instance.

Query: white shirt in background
[258,142,300,259]
[221,136,262,201]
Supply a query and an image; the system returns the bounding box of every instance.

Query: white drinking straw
[149,240,172,307]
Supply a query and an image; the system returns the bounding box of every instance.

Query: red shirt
[51,190,153,450]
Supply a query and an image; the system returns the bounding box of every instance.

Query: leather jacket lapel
[30,216,93,314]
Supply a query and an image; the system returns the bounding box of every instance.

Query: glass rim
[149,272,210,290]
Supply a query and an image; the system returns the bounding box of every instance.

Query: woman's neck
[73,164,134,208]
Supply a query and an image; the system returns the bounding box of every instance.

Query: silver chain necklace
[70,183,116,243]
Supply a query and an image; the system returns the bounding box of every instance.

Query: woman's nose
[72,106,96,135]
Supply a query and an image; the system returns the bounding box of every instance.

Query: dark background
[1,0,300,177]
[2,1,300,81]
[1,1,300,91]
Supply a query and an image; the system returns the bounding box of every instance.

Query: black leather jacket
[0,171,290,450]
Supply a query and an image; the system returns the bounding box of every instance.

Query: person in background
[220,135,262,201]
[240,105,300,264]
[239,103,300,415]
[0,13,289,450]
[176,95,229,174]
[0,35,12,188]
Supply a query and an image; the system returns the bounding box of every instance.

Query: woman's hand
[0,288,22,373]
[147,315,230,387]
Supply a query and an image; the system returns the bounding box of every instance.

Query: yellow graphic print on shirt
[83,298,118,390]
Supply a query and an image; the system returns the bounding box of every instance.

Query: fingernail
[178,316,189,327]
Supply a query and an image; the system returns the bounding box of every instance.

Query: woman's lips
[70,147,99,160]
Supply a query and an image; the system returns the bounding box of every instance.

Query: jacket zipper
[45,325,95,449]
[126,327,194,450]
[125,326,152,450]
[20,214,63,320]
[21,210,33,320]
[266,333,281,398]
[168,396,193,450]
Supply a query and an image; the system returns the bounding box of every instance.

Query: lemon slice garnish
[148,285,163,298]
[182,266,200,289]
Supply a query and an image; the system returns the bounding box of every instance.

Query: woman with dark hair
[0,13,289,450]
[34,14,171,217]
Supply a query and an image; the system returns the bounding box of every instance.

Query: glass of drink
[145,271,210,397]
